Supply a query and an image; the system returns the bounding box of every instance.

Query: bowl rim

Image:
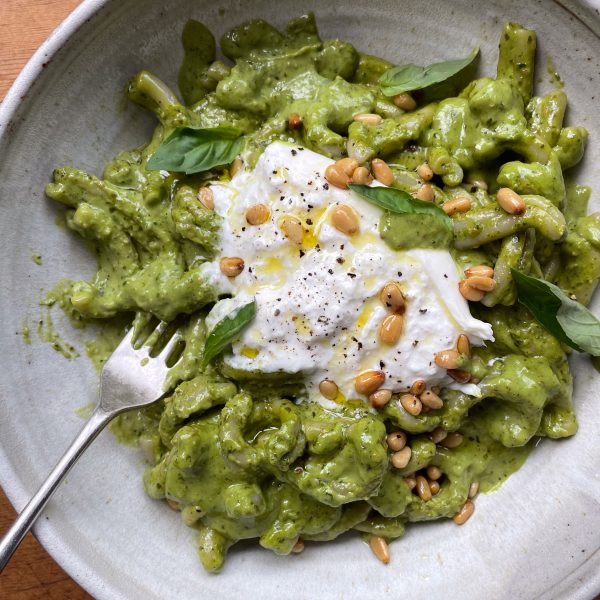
[1,1,600,598]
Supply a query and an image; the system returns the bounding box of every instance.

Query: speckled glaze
[1,1,600,598]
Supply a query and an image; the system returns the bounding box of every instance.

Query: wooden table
[1,4,91,597]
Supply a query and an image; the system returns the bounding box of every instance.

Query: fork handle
[0,407,111,572]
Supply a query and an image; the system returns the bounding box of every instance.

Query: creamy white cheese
[205,142,493,405]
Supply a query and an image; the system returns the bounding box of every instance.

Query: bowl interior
[1,0,600,598]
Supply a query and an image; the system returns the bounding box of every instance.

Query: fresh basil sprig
[349,184,452,231]
[201,299,256,367]
[512,269,600,355]
[379,48,479,96]
[146,126,243,174]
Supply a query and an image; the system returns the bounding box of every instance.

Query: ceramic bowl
[1,0,600,598]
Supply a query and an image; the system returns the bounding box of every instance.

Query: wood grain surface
[1,4,91,597]
[0,0,82,100]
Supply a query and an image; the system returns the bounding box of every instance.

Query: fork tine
[154,320,172,338]
[142,320,168,350]
[113,326,151,362]
[116,326,136,350]
[157,333,182,363]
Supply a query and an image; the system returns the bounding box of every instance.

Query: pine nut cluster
[398,379,444,418]
[459,264,496,302]
[385,423,476,526]
[324,155,394,189]
[433,333,475,384]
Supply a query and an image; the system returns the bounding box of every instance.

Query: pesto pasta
[45,14,598,571]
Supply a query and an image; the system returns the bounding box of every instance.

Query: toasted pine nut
[420,390,443,409]
[336,157,360,176]
[353,113,382,125]
[319,379,338,400]
[434,349,461,369]
[453,499,474,525]
[369,389,392,408]
[197,187,214,210]
[416,162,433,181]
[245,203,270,225]
[468,481,480,498]
[355,370,385,395]
[426,465,442,480]
[430,427,447,444]
[456,334,471,356]
[416,475,432,501]
[391,446,412,469]
[166,498,181,511]
[496,187,526,215]
[379,314,404,345]
[387,431,407,452]
[369,535,390,564]
[280,216,303,244]
[220,257,244,277]
[325,164,350,189]
[429,480,441,495]
[464,265,494,278]
[410,379,426,396]
[371,158,394,186]
[331,204,360,236]
[447,369,471,383]
[400,393,422,416]
[413,184,434,202]
[288,112,302,129]
[229,157,243,177]
[404,475,417,490]
[458,280,485,302]
[351,166,373,184]
[392,92,417,111]
[440,432,464,448]
[466,275,496,292]
[291,539,305,553]
[379,282,405,314]
[442,196,471,215]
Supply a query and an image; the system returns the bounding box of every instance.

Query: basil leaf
[511,269,600,355]
[349,184,452,232]
[379,48,479,96]
[201,300,256,367]
[146,126,243,174]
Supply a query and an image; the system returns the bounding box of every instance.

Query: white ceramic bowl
[1,1,600,598]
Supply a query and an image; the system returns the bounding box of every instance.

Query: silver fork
[0,322,180,571]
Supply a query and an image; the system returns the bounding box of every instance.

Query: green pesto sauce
[379,213,453,250]
[477,443,532,493]
[84,319,129,372]
[21,322,31,345]
[36,307,80,359]
[85,309,131,371]
[39,280,130,369]
[546,56,565,88]
[44,14,590,572]
[74,402,95,420]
